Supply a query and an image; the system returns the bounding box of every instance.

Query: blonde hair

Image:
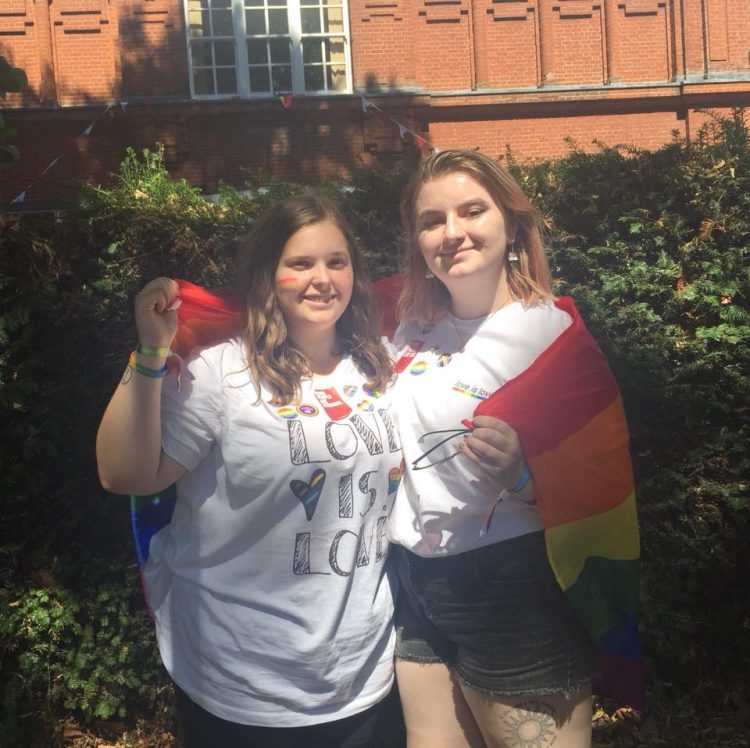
[235,192,393,405]
[398,149,553,327]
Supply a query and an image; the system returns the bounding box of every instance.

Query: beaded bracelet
[128,351,168,378]
[508,462,531,493]
[136,342,171,358]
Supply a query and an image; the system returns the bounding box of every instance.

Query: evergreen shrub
[0,114,747,743]
[516,110,749,710]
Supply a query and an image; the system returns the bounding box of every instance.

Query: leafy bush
[521,110,750,708]
[0,55,27,162]
[1,116,748,742]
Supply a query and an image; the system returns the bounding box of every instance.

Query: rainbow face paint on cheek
[276,276,299,288]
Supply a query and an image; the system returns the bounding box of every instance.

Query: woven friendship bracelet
[128,351,168,378]
[136,342,171,358]
[508,462,531,493]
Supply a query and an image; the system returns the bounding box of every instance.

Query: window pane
[214,40,236,65]
[325,37,346,64]
[188,0,348,99]
[216,67,238,93]
[247,39,268,64]
[188,8,208,36]
[191,40,213,67]
[323,6,343,33]
[304,65,324,91]
[212,9,233,35]
[326,65,346,91]
[272,65,292,91]
[193,68,215,95]
[302,40,322,64]
[301,7,320,33]
[249,67,271,92]
[269,38,291,63]
[268,8,288,33]
[246,8,266,33]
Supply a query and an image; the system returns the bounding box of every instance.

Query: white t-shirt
[144,339,401,727]
[388,301,571,557]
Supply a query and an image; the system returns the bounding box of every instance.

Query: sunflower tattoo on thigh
[502,700,557,747]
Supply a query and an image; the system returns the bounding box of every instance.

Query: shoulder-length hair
[398,149,554,327]
[235,191,393,405]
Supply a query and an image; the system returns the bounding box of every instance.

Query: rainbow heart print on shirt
[290,468,326,521]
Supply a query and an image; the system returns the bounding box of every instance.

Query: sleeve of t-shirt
[161,345,224,472]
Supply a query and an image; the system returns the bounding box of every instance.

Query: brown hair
[398,149,553,327]
[235,191,393,405]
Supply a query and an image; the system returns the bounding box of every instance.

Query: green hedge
[1,117,748,743]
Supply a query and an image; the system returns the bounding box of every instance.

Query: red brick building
[1,0,749,205]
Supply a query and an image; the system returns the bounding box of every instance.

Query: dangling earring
[507,241,519,264]
[425,270,435,279]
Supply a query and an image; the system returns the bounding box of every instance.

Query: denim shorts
[394,531,599,697]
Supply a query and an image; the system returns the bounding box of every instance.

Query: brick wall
[118,0,189,98]
[430,109,682,160]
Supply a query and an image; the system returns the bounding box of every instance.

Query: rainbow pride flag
[130,280,242,614]
[170,279,243,357]
[473,296,644,709]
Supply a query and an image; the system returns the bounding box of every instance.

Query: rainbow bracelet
[128,351,168,378]
[136,343,171,358]
[508,462,531,493]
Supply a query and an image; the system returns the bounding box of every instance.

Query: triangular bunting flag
[81,124,94,137]
[279,94,293,109]
[120,101,129,111]
[360,96,370,112]
[10,191,27,205]
[398,124,407,139]
[414,135,426,151]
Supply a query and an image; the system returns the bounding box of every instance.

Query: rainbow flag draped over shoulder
[473,296,644,710]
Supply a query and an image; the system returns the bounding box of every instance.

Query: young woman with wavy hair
[389,150,603,748]
[97,192,401,747]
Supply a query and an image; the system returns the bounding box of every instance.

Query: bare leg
[395,659,486,748]
[460,684,592,748]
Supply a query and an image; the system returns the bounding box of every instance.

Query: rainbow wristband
[128,351,168,378]
[508,462,531,493]
[136,343,171,358]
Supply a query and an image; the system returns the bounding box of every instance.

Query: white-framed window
[185,0,352,97]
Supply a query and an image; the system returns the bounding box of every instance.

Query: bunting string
[5,102,125,210]
[6,92,433,211]
[359,95,436,153]
[274,92,437,152]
